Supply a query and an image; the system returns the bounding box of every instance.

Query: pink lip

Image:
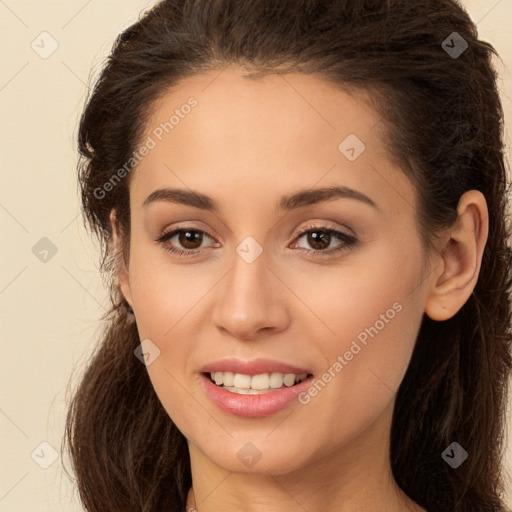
[200,373,314,418]
[200,357,312,376]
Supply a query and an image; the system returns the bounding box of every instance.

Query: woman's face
[115,66,437,475]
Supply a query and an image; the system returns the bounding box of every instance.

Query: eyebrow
[142,185,379,213]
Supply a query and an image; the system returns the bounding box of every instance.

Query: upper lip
[200,358,312,376]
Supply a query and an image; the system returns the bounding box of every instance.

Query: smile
[207,371,310,394]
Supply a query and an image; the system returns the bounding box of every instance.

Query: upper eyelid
[159,222,349,237]
[157,226,217,244]
[157,223,355,248]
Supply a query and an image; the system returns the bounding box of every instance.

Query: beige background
[0,0,511,510]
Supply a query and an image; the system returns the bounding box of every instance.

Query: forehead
[130,66,413,216]
[140,65,384,152]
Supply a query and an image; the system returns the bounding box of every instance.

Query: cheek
[283,237,424,350]
[124,246,206,415]
[298,300,421,454]
[127,242,216,340]
[293,248,425,440]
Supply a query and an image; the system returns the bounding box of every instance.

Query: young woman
[63,1,512,511]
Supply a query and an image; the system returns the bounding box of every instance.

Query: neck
[184,401,425,512]
[185,467,421,512]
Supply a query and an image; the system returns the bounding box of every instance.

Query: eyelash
[154,222,357,259]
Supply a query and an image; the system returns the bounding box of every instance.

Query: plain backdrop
[0,0,511,510]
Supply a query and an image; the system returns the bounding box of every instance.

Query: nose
[211,246,290,341]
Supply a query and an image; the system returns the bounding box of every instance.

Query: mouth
[198,358,315,417]
[202,371,314,395]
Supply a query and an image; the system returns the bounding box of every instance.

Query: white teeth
[222,371,234,387]
[209,371,309,391]
[233,373,252,389]
[251,373,270,390]
[224,387,269,395]
[269,372,285,389]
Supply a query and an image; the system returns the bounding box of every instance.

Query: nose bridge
[212,234,289,338]
[223,238,270,315]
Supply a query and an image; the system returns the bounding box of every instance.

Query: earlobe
[110,209,133,308]
[425,190,489,322]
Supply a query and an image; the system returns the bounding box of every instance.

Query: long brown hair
[63,1,512,511]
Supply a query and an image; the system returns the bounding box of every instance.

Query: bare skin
[111,65,488,512]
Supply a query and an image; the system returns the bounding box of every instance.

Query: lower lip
[200,373,314,418]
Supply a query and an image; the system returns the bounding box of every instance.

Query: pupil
[309,231,329,249]
[180,230,202,249]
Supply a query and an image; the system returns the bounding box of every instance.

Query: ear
[425,190,489,321]
[110,209,133,308]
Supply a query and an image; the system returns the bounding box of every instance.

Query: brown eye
[292,223,357,258]
[155,227,216,256]
[302,230,331,250]
[155,223,357,258]
[176,230,204,249]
